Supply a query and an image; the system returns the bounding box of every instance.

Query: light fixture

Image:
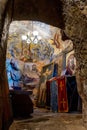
[21,30,42,61]
[21,30,41,44]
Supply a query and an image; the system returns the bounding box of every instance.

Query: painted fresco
[7,35,55,63]
[38,62,54,107]
[7,21,58,62]
[7,21,73,62]
[6,58,23,90]
[6,21,73,104]
[66,50,76,75]
[6,57,41,102]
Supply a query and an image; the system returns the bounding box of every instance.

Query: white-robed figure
[6,58,22,90]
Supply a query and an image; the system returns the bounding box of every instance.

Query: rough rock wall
[0,0,13,129]
[13,0,64,28]
[61,0,87,127]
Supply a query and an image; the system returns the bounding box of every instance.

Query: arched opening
[6,20,81,120]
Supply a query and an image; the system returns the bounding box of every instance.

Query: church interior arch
[6,20,80,117]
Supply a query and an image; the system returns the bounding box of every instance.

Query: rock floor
[9,108,86,130]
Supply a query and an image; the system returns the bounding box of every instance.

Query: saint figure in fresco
[61,54,76,76]
[38,68,52,107]
[6,58,22,89]
[66,54,76,76]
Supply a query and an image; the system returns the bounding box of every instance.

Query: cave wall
[61,0,87,127]
[0,0,13,129]
[12,0,64,28]
[61,0,87,97]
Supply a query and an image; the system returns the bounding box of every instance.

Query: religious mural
[6,21,74,107]
[38,62,54,107]
[7,21,73,62]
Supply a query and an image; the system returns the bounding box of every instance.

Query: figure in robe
[6,58,22,90]
[38,68,52,107]
[61,59,76,76]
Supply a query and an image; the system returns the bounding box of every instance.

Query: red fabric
[57,76,68,112]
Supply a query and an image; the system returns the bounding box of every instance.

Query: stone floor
[9,108,86,130]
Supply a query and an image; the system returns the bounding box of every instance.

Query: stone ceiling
[13,0,64,28]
